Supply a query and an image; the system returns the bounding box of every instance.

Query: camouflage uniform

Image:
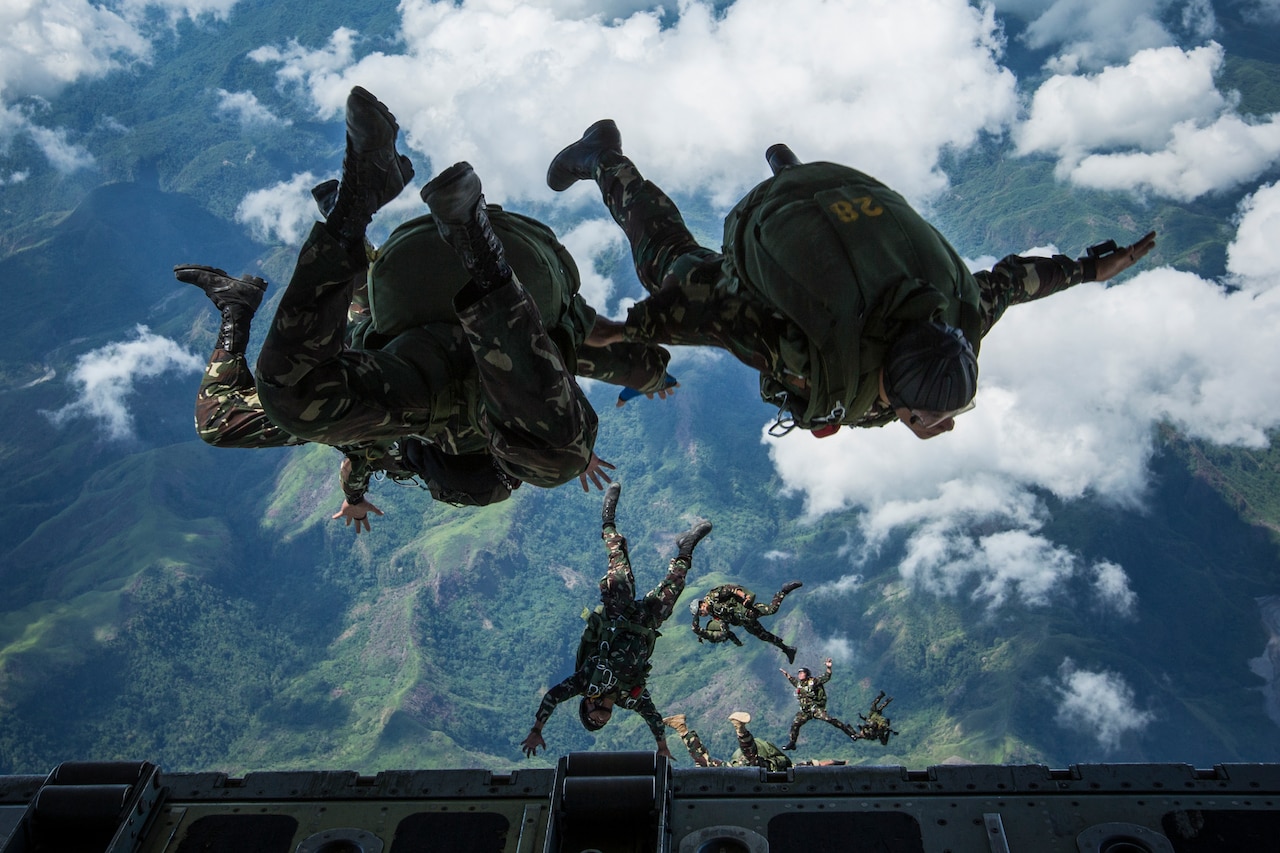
[851,691,899,746]
[195,350,304,449]
[691,583,796,655]
[679,725,782,770]
[586,151,1096,432]
[533,519,691,744]
[784,663,857,747]
[254,221,599,491]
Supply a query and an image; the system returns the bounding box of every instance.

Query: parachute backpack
[721,152,984,430]
[398,438,519,507]
[575,605,659,700]
[366,207,594,374]
[740,739,792,772]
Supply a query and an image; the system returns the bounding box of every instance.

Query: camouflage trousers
[788,707,856,746]
[255,222,597,487]
[591,153,790,375]
[195,349,304,449]
[680,727,760,769]
[600,525,689,628]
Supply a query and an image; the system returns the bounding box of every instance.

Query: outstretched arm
[1092,231,1157,282]
[975,229,1156,334]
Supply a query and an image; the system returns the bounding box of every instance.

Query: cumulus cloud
[557,218,627,315]
[1015,43,1280,200]
[1053,658,1155,750]
[993,0,1214,71]
[43,326,203,440]
[770,185,1280,611]
[245,0,1018,207]
[216,89,292,127]
[1228,181,1280,285]
[0,0,241,171]
[235,171,324,245]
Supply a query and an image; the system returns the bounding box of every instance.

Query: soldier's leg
[174,264,302,449]
[641,520,712,626]
[729,713,760,767]
[741,619,792,658]
[756,581,803,617]
[600,486,636,617]
[784,710,809,749]
[195,350,302,448]
[256,88,418,445]
[423,162,597,488]
[815,709,858,739]
[682,730,715,768]
[546,120,720,295]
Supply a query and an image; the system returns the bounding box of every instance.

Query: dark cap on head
[883,321,978,412]
[579,697,608,731]
[797,667,811,678]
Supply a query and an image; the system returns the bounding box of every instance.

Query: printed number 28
[829,196,884,222]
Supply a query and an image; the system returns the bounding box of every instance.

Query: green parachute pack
[576,605,659,699]
[737,739,792,772]
[722,161,984,429]
[365,206,594,374]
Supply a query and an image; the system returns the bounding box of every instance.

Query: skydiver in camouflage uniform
[177,87,665,531]
[851,690,899,746]
[521,482,712,760]
[663,712,844,769]
[546,120,1157,442]
[691,581,803,663]
[780,658,857,750]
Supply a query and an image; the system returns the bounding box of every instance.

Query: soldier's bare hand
[520,730,546,758]
[825,657,833,668]
[656,740,674,761]
[1092,230,1156,282]
[579,453,616,492]
[332,499,383,534]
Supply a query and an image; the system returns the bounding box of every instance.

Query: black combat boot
[546,119,622,192]
[780,581,804,595]
[601,481,621,528]
[311,178,339,218]
[782,644,798,665]
[421,161,513,292]
[675,521,712,560]
[326,86,414,255]
[174,265,267,354]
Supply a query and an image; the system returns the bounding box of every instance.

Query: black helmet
[579,697,608,731]
[883,321,977,412]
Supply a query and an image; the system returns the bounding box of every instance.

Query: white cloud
[43,326,203,440]
[1053,658,1155,750]
[993,0,1213,72]
[1091,561,1137,616]
[24,122,94,172]
[1015,43,1280,200]
[1238,0,1280,24]
[1228,181,1280,285]
[0,0,242,171]
[557,218,626,315]
[235,171,324,245]
[216,89,291,127]
[247,0,1018,207]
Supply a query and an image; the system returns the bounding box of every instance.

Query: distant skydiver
[175,87,675,532]
[663,710,845,769]
[779,658,859,749]
[547,120,1157,441]
[851,690,899,746]
[521,482,712,760]
[690,581,803,663]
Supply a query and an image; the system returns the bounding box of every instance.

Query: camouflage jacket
[787,670,831,712]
